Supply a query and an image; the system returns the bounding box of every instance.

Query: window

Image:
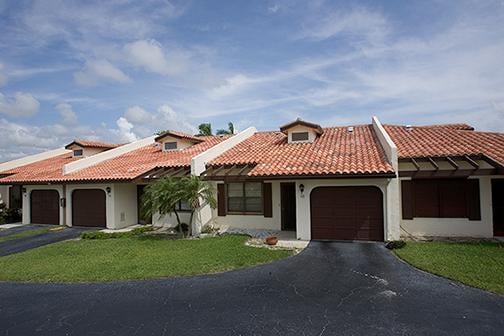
[164,142,177,150]
[73,149,83,157]
[402,179,479,219]
[177,200,191,211]
[291,132,309,141]
[227,182,263,213]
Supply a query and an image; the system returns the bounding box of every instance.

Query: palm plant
[141,176,217,237]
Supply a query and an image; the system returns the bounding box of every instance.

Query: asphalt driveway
[0,224,92,256]
[0,241,502,336]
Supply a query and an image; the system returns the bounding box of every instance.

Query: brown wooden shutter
[466,179,481,220]
[401,180,414,219]
[217,184,226,216]
[263,183,273,218]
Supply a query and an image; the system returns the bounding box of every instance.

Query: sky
[0,0,503,160]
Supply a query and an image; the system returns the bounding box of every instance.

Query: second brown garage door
[311,186,384,241]
[31,189,60,225]
[72,189,106,227]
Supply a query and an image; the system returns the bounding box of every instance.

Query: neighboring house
[0,117,503,241]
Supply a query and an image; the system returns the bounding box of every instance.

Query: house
[0,117,503,241]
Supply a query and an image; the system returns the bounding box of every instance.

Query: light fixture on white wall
[299,184,305,198]
[106,187,111,194]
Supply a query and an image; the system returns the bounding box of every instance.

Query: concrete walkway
[0,241,502,335]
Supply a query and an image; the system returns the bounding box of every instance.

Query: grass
[0,235,292,282]
[0,227,52,242]
[394,241,504,294]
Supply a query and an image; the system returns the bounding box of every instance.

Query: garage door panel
[72,189,106,227]
[31,190,59,225]
[311,186,383,241]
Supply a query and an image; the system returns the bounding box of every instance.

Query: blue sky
[0,0,503,160]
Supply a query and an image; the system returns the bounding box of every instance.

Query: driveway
[0,225,93,256]
[0,241,502,335]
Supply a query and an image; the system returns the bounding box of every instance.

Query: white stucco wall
[0,185,9,208]
[285,125,318,143]
[113,183,138,229]
[22,185,64,225]
[212,181,282,230]
[399,176,502,238]
[153,211,192,228]
[158,136,194,151]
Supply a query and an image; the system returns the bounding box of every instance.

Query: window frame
[291,132,309,142]
[73,149,83,157]
[404,178,473,219]
[164,142,178,151]
[226,182,264,215]
[176,200,192,212]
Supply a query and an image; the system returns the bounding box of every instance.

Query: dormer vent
[347,126,354,133]
[279,118,323,144]
[406,125,413,131]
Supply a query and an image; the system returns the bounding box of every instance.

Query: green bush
[81,226,154,240]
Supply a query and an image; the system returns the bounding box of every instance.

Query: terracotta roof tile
[384,124,504,166]
[0,136,228,183]
[210,125,394,177]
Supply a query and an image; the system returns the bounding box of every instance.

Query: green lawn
[394,241,504,294]
[0,235,292,282]
[0,227,52,242]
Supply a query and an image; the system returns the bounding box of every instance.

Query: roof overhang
[279,119,324,135]
[398,155,504,177]
[154,131,204,143]
[134,166,191,183]
[201,164,396,181]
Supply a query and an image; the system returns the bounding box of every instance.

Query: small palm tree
[141,176,216,237]
[179,176,217,236]
[216,122,235,135]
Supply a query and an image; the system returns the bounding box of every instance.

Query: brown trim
[399,169,498,178]
[217,184,226,216]
[154,131,204,143]
[263,183,273,218]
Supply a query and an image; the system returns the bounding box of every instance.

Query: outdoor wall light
[22,187,27,193]
[299,184,305,193]
[106,187,111,194]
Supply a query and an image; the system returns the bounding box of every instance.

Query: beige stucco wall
[153,211,191,228]
[286,125,317,143]
[22,185,65,225]
[399,176,503,238]
[212,181,282,230]
[159,136,194,151]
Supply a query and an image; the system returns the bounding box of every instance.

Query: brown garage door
[31,190,60,225]
[72,189,106,227]
[311,186,384,241]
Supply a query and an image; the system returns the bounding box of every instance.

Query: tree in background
[196,123,212,136]
[216,122,235,135]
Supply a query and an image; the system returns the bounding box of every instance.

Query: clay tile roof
[209,125,394,177]
[384,124,504,167]
[65,139,120,149]
[279,118,324,135]
[0,135,229,184]
[154,130,204,143]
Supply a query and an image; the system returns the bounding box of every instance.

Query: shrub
[81,225,154,240]
[385,240,406,250]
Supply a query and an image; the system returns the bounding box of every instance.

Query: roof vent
[347,126,354,133]
[405,125,413,131]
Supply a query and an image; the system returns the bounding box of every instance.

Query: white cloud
[297,7,389,44]
[0,92,40,117]
[124,39,188,76]
[116,117,138,142]
[56,103,77,125]
[124,105,152,125]
[74,59,131,86]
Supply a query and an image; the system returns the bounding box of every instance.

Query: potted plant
[265,236,278,246]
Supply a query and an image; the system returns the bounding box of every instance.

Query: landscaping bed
[394,241,504,294]
[0,234,292,282]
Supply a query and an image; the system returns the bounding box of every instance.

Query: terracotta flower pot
[265,236,278,246]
